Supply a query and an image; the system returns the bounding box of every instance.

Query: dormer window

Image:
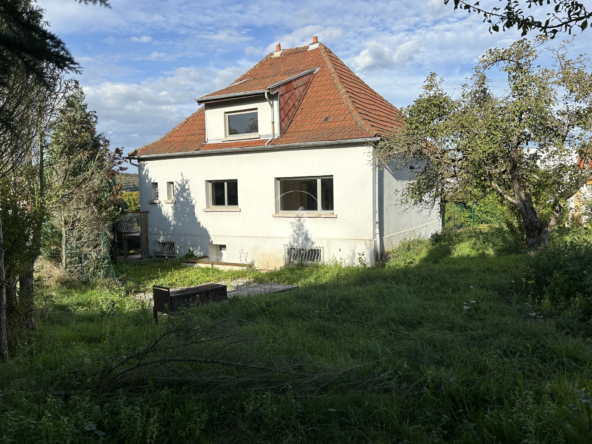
[226,110,258,138]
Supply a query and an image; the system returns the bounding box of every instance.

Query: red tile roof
[131,43,402,157]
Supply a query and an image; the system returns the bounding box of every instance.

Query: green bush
[525,237,592,339]
[387,226,525,268]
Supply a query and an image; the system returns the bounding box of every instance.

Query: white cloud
[83,65,246,154]
[265,25,343,53]
[353,40,424,71]
[131,35,152,43]
[137,52,179,61]
[244,45,264,56]
[199,29,251,43]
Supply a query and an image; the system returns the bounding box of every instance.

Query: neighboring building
[129,37,440,268]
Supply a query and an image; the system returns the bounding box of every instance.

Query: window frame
[165,182,175,203]
[225,109,259,139]
[206,179,239,209]
[150,182,159,203]
[275,176,334,214]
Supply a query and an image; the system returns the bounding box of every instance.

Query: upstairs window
[207,180,238,207]
[277,176,334,212]
[166,182,175,202]
[151,183,159,201]
[226,110,258,137]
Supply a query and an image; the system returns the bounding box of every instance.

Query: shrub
[431,226,525,257]
[524,238,592,338]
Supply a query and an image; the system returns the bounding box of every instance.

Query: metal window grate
[284,245,323,264]
[118,214,141,234]
[154,240,176,258]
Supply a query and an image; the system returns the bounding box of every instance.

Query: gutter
[196,90,268,104]
[196,68,319,104]
[264,90,274,146]
[127,137,380,161]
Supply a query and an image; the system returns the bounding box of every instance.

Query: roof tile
[133,43,402,157]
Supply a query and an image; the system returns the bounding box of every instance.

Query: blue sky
[38,0,591,164]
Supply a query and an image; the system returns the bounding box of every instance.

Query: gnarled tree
[376,38,592,249]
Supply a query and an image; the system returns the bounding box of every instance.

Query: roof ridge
[318,44,373,135]
[322,46,402,134]
[229,51,275,84]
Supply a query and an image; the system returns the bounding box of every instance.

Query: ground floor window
[277,176,333,212]
[207,180,238,207]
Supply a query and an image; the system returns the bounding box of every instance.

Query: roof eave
[196,90,268,104]
[127,137,380,160]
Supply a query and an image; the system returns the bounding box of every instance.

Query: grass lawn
[1,229,592,443]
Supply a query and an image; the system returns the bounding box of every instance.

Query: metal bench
[152,284,227,322]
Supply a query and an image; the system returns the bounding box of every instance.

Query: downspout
[374,163,381,264]
[264,90,275,146]
[128,157,139,167]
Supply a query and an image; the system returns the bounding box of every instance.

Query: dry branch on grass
[87,314,378,397]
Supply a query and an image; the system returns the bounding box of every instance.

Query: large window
[226,110,258,136]
[278,176,333,212]
[208,180,238,207]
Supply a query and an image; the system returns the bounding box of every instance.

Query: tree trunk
[5,275,17,315]
[511,171,543,249]
[0,215,8,361]
[61,212,67,270]
[19,261,35,331]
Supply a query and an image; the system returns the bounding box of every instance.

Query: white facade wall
[205,95,280,143]
[139,144,376,269]
[378,161,440,251]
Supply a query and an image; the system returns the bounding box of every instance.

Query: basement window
[226,110,258,137]
[276,176,334,212]
[206,180,239,210]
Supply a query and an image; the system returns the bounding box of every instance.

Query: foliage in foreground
[377,38,592,249]
[1,228,592,442]
[524,228,592,339]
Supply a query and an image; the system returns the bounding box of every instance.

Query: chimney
[308,36,320,51]
[272,43,283,57]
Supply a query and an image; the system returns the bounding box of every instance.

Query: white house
[129,37,440,268]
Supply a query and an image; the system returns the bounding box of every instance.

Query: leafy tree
[46,85,125,270]
[0,0,110,360]
[444,0,591,37]
[122,191,140,212]
[376,38,592,249]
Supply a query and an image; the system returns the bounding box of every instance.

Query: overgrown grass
[2,227,592,443]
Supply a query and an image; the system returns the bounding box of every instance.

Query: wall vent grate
[284,245,323,264]
[154,240,176,258]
